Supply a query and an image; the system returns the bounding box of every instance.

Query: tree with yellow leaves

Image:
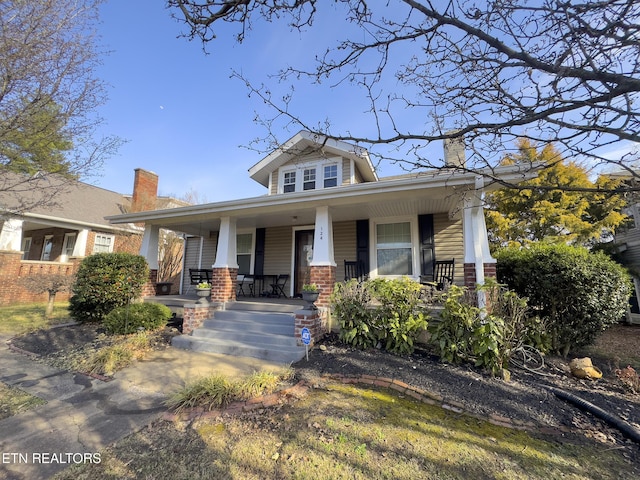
[485,140,627,250]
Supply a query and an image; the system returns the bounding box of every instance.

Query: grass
[166,368,294,414]
[82,332,154,376]
[54,382,637,480]
[0,302,71,335]
[0,382,46,420]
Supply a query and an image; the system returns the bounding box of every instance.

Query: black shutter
[356,219,369,276]
[418,214,435,279]
[254,228,265,276]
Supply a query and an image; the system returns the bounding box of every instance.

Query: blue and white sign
[301,327,311,345]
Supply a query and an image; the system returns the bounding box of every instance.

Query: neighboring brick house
[108,131,538,318]
[0,168,185,306]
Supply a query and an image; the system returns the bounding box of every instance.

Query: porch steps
[171,306,306,364]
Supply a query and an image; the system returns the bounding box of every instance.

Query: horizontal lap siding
[202,233,217,268]
[333,221,357,282]
[433,213,464,285]
[264,226,292,277]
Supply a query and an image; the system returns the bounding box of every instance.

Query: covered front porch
[112,170,515,315]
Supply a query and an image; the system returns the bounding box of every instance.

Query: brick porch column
[141,269,158,297]
[310,264,336,323]
[211,267,237,303]
[463,263,497,288]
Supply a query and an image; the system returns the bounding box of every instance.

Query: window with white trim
[236,233,254,275]
[62,233,77,257]
[283,171,296,193]
[277,158,343,194]
[21,237,32,260]
[303,168,316,190]
[93,234,114,253]
[41,235,54,261]
[324,164,338,188]
[375,222,413,276]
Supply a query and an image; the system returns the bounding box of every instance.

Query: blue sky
[92,1,636,200]
[92,0,414,202]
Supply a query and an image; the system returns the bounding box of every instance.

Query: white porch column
[213,216,238,268]
[0,218,23,252]
[310,206,336,266]
[73,229,89,256]
[140,224,160,270]
[463,176,495,309]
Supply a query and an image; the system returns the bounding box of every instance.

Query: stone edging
[161,373,573,437]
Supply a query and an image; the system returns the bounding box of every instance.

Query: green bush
[103,303,172,335]
[331,278,429,354]
[495,244,631,356]
[69,253,149,323]
[428,282,543,375]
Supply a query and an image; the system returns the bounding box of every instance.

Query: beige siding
[354,167,364,184]
[333,221,357,281]
[433,213,464,285]
[270,171,278,195]
[341,160,351,185]
[202,232,218,268]
[263,226,293,277]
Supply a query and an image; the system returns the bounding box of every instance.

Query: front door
[294,229,314,297]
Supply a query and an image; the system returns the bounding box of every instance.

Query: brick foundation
[309,265,336,309]
[294,308,327,347]
[210,267,238,303]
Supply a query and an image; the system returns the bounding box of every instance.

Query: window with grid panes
[375,222,412,275]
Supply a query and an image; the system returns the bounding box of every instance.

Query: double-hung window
[324,164,338,188]
[236,233,253,275]
[283,171,296,193]
[375,222,413,276]
[93,234,114,253]
[303,168,316,190]
[62,233,77,257]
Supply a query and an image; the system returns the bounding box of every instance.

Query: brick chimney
[131,168,158,212]
[443,132,466,168]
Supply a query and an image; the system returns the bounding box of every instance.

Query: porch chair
[187,268,212,294]
[420,259,455,291]
[270,274,289,298]
[344,260,367,282]
[237,274,255,297]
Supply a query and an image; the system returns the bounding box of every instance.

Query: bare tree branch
[169,0,640,192]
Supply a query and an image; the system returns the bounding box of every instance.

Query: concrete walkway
[0,333,286,480]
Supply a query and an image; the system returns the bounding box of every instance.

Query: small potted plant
[195,281,211,303]
[302,283,320,309]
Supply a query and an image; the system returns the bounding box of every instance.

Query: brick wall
[0,251,81,306]
[210,267,238,303]
[182,302,220,334]
[141,269,158,297]
[294,308,327,347]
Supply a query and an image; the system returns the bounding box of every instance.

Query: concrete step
[172,336,305,364]
[172,305,303,363]
[228,300,304,313]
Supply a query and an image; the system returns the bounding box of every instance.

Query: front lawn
[55,383,636,480]
[0,302,71,335]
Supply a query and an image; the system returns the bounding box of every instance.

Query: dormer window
[324,164,338,188]
[303,168,316,190]
[283,171,296,193]
[277,158,342,194]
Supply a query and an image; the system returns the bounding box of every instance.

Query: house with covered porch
[108,131,534,318]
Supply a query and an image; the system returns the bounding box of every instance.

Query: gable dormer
[248,131,378,195]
